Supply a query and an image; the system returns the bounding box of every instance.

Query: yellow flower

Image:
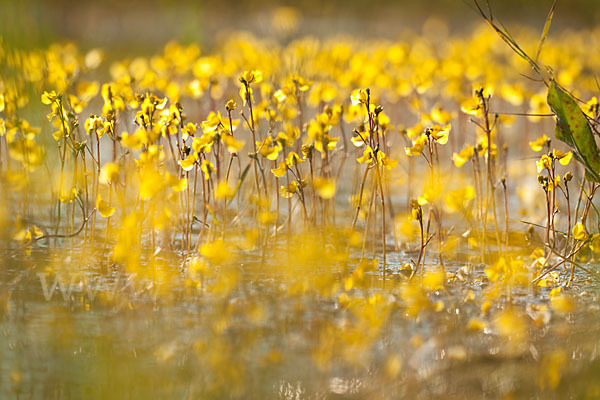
[192,135,213,154]
[460,97,480,116]
[357,146,374,164]
[493,308,528,344]
[271,161,287,178]
[257,136,281,160]
[350,135,365,147]
[178,153,197,171]
[285,151,304,168]
[539,350,567,390]
[121,131,144,150]
[85,115,103,135]
[225,99,237,111]
[350,89,368,106]
[99,162,120,185]
[430,106,452,125]
[59,187,78,203]
[96,194,115,218]
[423,270,445,291]
[201,112,221,133]
[313,177,336,199]
[280,181,299,198]
[536,154,552,173]
[201,159,214,180]
[182,122,197,140]
[452,145,474,167]
[215,181,235,200]
[550,294,574,315]
[239,85,253,106]
[240,70,263,84]
[200,239,234,266]
[572,222,587,241]
[41,90,58,105]
[405,134,427,156]
[222,134,244,154]
[444,186,475,213]
[274,89,287,103]
[165,172,187,192]
[377,151,398,170]
[429,124,451,145]
[410,199,422,221]
[553,150,572,166]
[529,135,550,152]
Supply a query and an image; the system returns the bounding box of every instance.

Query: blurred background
[1,0,598,51]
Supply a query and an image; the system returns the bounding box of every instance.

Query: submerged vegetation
[2,2,600,398]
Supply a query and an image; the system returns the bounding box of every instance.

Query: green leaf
[547,80,600,182]
[534,0,557,63]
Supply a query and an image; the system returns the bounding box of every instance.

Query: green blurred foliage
[0,0,598,49]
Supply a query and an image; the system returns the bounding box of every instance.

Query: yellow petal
[271,161,287,178]
[96,195,115,218]
[313,177,336,199]
[572,222,586,241]
[178,153,197,172]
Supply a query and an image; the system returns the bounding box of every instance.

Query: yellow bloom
[41,90,58,105]
[377,151,398,170]
[280,181,299,198]
[257,137,281,160]
[222,134,244,153]
[285,151,304,168]
[405,134,427,156]
[550,294,574,315]
[271,161,287,178]
[192,135,213,154]
[201,159,214,180]
[274,89,287,103]
[444,186,475,213]
[201,112,221,133]
[215,181,235,200]
[460,97,480,116]
[452,145,474,167]
[182,122,197,139]
[357,146,374,164]
[350,135,365,147]
[165,172,187,192]
[423,270,445,291]
[99,162,120,185]
[350,89,368,106]
[429,124,451,145]
[120,131,144,150]
[529,135,550,152]
[553,150,572,166]
[539,350,567,390]
[493,308,528,344]
[59,187,78,203]
[430,106,452,125]
[536,154,552,173]
[313,177,336,199]
[225,99,237,111]
[240,70,263,84]
[96,194,115,218]
[572,222,587,241]
[239,85,253,106]
[178,153,197,172]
